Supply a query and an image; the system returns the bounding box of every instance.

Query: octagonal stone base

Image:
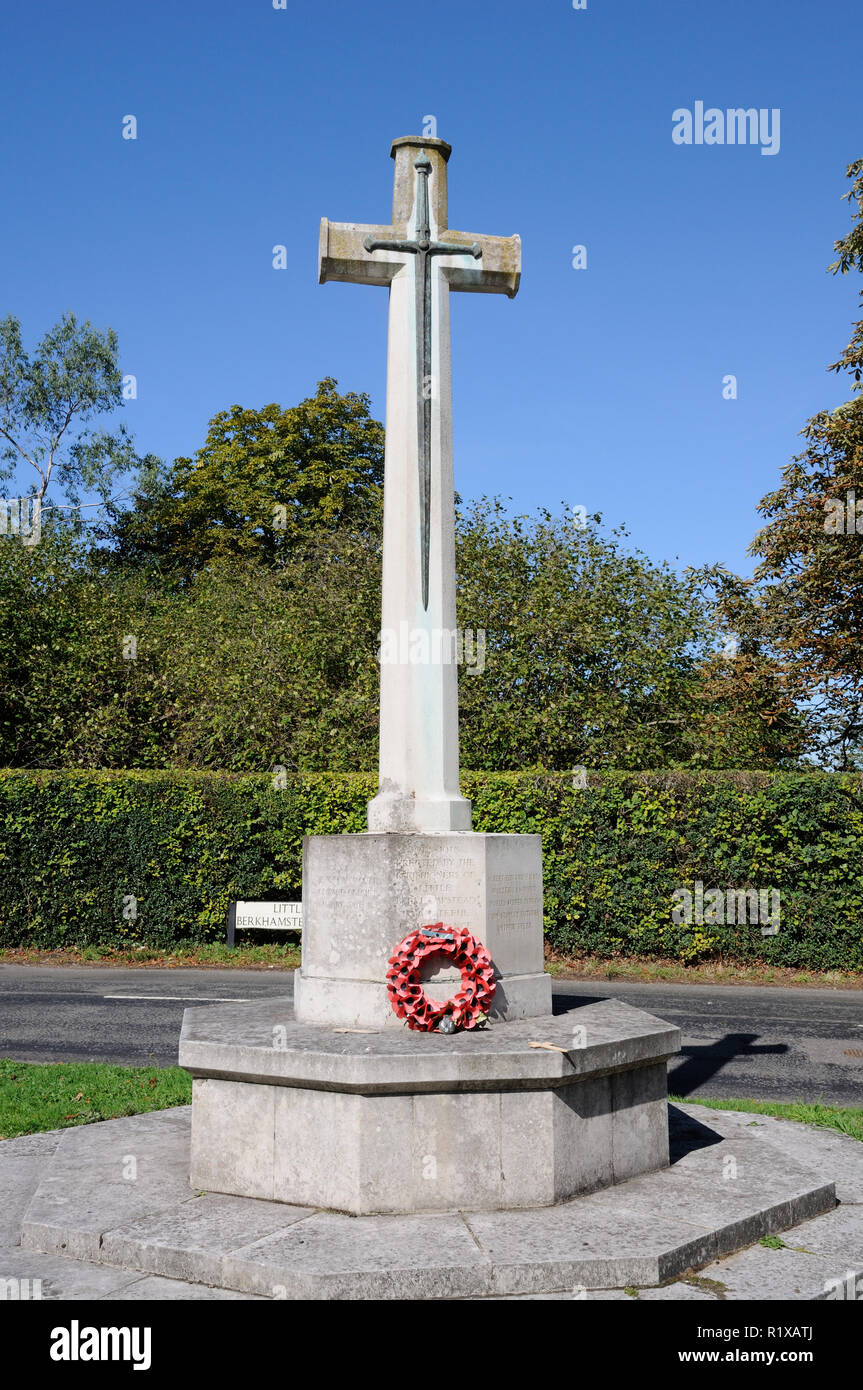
[180,997,680,1216]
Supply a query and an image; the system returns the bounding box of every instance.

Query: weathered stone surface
[180,995,679,1092]
[698,1107,863,1206]
[550,1075,614,1196]
[7,1104,841,1300]
[0,1246,145,1300]
[0,1131,65,1157]
[0,1153,57,1246]
[773,1204,863,1264]
[101,1275,265,1300]
[295,831,550,1027]
[182,996,678,1212]
[464,1289,636,1300]
[611,1062,669,1182]
[223,1212,490,1301]
[192,1068,667,1216]
[637,1281,719,1301]
[189,1078,274,1200]
[599,1112,838,1258]
[20,1108,193,1261]
[709,1243,862,1301]
[100,1193,309,1286]
[272,1087,415,1212]
[319,137,518,837]
[464,1201,717,1296]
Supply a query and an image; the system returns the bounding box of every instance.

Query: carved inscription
[312,869,387,920]
[404,850,483,929]
[488,871,543,930]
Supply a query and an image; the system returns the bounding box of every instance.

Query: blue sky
[1,0,860,576]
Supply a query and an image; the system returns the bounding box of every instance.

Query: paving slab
[100,1274,266,1301]
[473,1283,718,1300]
[692,1108,863,1205]
[708,1242,863,1301]
[20,1107,194,1261]
[636,1281,719,1300]
[224,1211,490,1300]
[101,1193,314,1286]
[466,1288,636,1300]
[0,1130,66,1156]
[0,1158,53,1247]
[768,1203,863,1265]
[464,1200,716,1295]
[0,1130,66,1246]
[4,1101,855,1301]
[0,1246,146,1300]
[582,1122,837,1258]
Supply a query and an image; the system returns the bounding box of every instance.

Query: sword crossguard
[363,235,482,261]
[428,240,482,260]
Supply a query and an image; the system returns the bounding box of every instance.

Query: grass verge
[0,1058,193,1139]
[671,1093,863,1142]
[546,953,863,989]
[0,942,301,970]
[3,1060,861,1145]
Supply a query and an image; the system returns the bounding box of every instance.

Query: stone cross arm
[318,218,521,298]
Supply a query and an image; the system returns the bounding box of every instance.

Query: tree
[108,378,384,578]
[715,159,863,766]
[3,499,800,772]
[0,312,136,508]
[0,516,167,768]
[455,500,802,771]
[0,522,383,771]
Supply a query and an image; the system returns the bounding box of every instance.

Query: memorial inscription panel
[300,832,546,999]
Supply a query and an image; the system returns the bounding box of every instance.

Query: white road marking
[102,994,252,1002]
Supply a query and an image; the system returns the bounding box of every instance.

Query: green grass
[0,941,301,970]
[5,1062,862,1147]
[0,1059,193,1139]
[671,1094,863,1142]
[546,954,863,989]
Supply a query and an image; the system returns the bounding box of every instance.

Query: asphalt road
[1,965,862,1106]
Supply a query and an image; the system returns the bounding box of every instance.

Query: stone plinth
[179,997,681,1216]
[294,832,552,1028]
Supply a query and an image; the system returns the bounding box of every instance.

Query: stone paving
[0,1102,859,1300]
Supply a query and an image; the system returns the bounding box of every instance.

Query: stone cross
[318,136,520,834]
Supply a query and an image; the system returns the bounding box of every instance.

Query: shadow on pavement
[668,1032,788,1096]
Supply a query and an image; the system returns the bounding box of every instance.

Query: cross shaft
[317,136,520,834]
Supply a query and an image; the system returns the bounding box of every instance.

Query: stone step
[18,1104,835,1299]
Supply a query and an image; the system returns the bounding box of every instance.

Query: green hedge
[1,769,862,969]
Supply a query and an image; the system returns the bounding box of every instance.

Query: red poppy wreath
[386,924,496,1031]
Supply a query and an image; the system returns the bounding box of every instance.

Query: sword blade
[415,245,430,612]
[414,157,433,612]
